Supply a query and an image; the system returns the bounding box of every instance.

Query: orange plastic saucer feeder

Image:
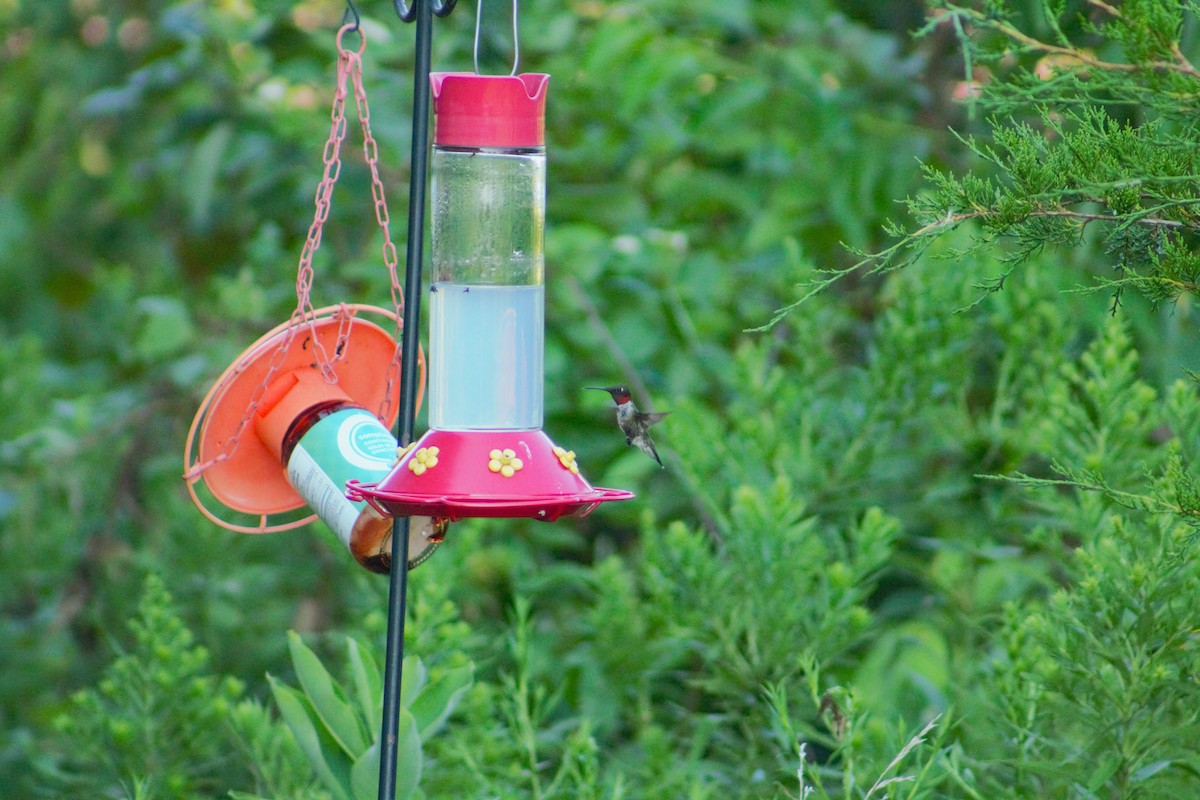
[182,21,445,572]
[184,305,411,529]
[182,305,441,572]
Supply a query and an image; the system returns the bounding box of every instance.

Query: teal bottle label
[286,408,396,546]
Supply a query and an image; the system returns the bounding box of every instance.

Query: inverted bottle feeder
[183,306,444,571]
[347,72,633,522]
[181,24,455,574]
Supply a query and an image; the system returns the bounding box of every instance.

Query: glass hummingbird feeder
[348,71,634,521]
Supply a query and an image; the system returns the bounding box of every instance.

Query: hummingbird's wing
[637,410,669,428]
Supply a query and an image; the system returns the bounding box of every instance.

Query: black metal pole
[378,525,413,800]
[378,0,444,797]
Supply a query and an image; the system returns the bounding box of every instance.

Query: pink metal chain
[185,24,406,480]
[344,26,407,421]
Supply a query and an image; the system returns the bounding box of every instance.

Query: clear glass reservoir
[428,75,548,431]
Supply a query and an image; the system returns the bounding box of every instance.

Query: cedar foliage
[762,0,1200,326]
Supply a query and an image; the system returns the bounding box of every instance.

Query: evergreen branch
[758,199,1197,331]
[757,3,1200,331]
[748,225,945,332]
[1085,0,1122,17]
[1026,208,1185,229]
[938,4,1200,81]
[1170,42,1200,82]
[982,451,1200,526]
[988,470,1162,513]
[1074,274,1200,298]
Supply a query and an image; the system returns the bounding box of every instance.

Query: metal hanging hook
[474,0,520,76]
[343,0,360,31]
[394,0,457,23]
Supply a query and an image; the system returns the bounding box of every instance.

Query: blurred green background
[4,1,1200,798]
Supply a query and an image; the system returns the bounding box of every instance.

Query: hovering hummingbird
[588,385,669,468]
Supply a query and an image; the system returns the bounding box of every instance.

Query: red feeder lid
[431,72,549,148]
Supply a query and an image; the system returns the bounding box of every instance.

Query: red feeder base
[348,429,634,522]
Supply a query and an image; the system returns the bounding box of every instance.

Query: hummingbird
[588,385,669,468]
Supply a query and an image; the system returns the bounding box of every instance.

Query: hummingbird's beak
[585,387,608,391]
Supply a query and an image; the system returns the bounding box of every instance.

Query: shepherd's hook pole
[379,1,454,798]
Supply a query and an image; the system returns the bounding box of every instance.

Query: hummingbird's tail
[642,437,664,468]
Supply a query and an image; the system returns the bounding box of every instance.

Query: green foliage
[422,597,635,800]
[228,698,331,800]
[7,2,1200,800]
[768,682,950,800]
[406,246,1086,800]
[269,632,473,800]
[988,514,1200,797]
[37,574,247,798]
[641,496,894,696]
[961,321,1200,798]
[762,0,1200,327]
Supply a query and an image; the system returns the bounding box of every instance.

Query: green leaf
[288,631,369,758]
[347,637,383,738]
[1087,754,1123,792]
[409,663,474,741]
[133,297,194,362]
[396,709,423,800]
[350,710,421,800]
[82,84,142,116]
[399,655,427,710]
[268,676,352,800]
[1131,760,1173,782]
[350,741,379,800]
[186,121,233,231]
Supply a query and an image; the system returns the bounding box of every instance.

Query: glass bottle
[428,72,550,431]
[281,400,444,572]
